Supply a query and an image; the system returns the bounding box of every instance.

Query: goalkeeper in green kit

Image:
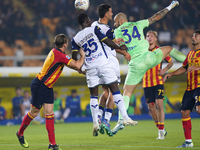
[112,1,186,134]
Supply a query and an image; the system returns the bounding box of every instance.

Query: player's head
[54,34,68,50]
[146,30,158,45]
[24,90,30,99]
[192,29,200,46]
[15,86,22,96]
[98,4,113,21]
[71,89,77,98]
[77,13,91,29]
[114,12,128,28]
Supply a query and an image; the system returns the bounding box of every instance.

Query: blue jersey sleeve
[106,28,115,41]
[71,38,80,52]
[94,26,107,42]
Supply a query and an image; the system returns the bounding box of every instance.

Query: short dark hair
[77,13,88,26]
[71,89,77,93]
[194,29,200,35]
[98,4,111,18]
[15,86,21,91]
[54,34,68,48]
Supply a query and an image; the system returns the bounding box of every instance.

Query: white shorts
[86,63,118,88]
[108,55,121,83]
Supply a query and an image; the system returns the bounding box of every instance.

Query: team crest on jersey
[99,29,105,35]
[66,55,71,59]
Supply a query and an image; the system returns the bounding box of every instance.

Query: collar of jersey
[54,47,65,54]
[194,48,200,52]
[149,46,157,51]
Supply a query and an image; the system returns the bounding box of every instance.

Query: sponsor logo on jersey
[86,52,102,61]
[66,55,71,59]
[127,45,137,51]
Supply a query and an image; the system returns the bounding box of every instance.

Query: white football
[74,0,89,11]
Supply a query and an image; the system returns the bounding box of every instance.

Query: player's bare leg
[147,102,158,127]
[196,105,200,115]
[112,84,138,135]
[101,89,115,137]
[98,85,109,119]
[98,85,114,136]
[159,46,186,63]
[156,99,165,140]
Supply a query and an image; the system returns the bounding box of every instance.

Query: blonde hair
[147,30,158,37]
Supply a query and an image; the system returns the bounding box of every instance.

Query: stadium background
[0,0,199,120]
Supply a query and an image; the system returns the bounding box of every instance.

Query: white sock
[112,91,129,120]
[98,105,104,118]
[104,108,113,123]
[90,96,99,124]
[186,139,192,142]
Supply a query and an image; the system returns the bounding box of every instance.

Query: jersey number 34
[122,26,141,44]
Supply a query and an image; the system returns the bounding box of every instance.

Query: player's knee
[30,109,40,118]
[196,108,200,115]
[148,103,155,111]
[181,110,189,117]
[156,100,163,111]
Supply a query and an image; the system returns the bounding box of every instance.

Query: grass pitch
[0,118,200,150]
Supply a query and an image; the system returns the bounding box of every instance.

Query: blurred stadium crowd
[0,0,199,66]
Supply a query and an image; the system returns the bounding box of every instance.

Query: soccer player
[112,0,186,134]
[90,4,131,136]
[164,29,200,148]
[143,30,173,140]
[16,34,85,150]
[71,13,138,137]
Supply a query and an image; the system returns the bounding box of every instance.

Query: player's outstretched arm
[103,38,127,51]
[68,49,85,71]
[148,1,179,25]
[164,66,186,82]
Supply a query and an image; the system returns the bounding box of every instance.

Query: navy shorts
[181,87,200,111]
[30,78,54,109]
[144,85,164,103]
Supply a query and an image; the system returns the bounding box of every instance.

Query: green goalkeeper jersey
[114,19,149,57]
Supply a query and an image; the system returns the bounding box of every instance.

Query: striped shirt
[183,49,200,91]
[143,46,171,88]
[37,47,72,88]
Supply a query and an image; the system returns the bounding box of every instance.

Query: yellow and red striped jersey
[143,46,171,88]
[182,49,200,91]
[37,47,72,88]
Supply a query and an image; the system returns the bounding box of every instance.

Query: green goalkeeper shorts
[125,48,163,85]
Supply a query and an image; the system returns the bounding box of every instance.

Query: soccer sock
[158,122,164,130]
[118,95,130,120]
[113,91,129,120]
[18,111,34,137]
[45,114,56,145]
[182,117,192,141]
[155,121,158,128]
[104,108,113,123]
[98,105,104,118]
[90,96,99,124]
[170,48,186,62]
